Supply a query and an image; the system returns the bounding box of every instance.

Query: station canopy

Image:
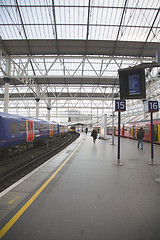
[0,0,160,124]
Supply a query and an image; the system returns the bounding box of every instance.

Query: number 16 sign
[115,100,126,112]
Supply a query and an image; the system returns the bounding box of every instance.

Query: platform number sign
[115,100,126,112]
[148,101,159,112]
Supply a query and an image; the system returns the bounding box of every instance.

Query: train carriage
[69,126,76,132]
[59,124,69,135]
[0,112,68,157]
[107,118,160,144]
[129,119,160,143]
[108,125,124,136]
[0,112,27,149]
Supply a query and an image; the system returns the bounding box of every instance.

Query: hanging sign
[144,101,159,112]
[115,100,126,112]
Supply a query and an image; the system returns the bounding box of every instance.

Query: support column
[112,86,115,145]
[102,101,104,116]
[35,84,40,119]
[56,100,58,122]
[47,99,51,121]
[91,100,92,127]
[4,77,10,113]
[35,98,40,119]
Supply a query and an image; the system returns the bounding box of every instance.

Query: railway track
[0,132,79,192]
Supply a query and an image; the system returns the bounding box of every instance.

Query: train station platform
[0,133,160,239]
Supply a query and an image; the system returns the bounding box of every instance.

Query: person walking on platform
[85,127,88,134]
[91,128,98,143]
[137,127,144,150]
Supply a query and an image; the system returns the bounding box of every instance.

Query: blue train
[0,112,69,158]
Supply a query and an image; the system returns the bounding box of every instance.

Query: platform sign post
[144,100,159,165]
[115,100,126,165]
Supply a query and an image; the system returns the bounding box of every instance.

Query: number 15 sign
[115,100,126,112]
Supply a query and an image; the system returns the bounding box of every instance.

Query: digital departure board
[118,68,146,99]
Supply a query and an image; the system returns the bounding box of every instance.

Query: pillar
[47,99,51,121]
[35,98,40,119]
[47,107,51,121]
[91,100,92,127]
[35,84,40,118]
[112,85,115,145]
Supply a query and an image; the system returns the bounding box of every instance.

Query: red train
[107,118,160,144]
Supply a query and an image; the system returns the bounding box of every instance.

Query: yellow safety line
[0,139,83,239]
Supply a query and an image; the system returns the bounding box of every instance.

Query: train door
[154,124,158,143]
[49,124,53,137]
[26,120,34,142]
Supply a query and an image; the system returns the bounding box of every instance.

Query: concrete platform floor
[0,133,160,240]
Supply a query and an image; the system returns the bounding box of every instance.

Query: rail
[0,133,79,192]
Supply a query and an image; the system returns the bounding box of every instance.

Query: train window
[35,124,39,132]
[39,124,43,132]
[31,122,33,133]
[28,121,30,131]
[47,124,50,132]
[20,122,26,133]
[44,124,48,131]
[55,125,58,132]
[10,122,19,134]
[124,127,131,133]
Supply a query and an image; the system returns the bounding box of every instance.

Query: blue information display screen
[128,74,141,95]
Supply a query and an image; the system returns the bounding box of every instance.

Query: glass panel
[10,122,19,134]
[20,122,26,133]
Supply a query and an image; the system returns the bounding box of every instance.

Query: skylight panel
[1,25,25,39]
[122,8,157,27]
[55,5,88,39]
[57,25,86,39]
[148,28,160,42]
[90,5,122,26]
[20,6,50,24]
[89,26,119,40]
[120,26,149,41]
[55,0,87,6]
[0,5,20,30]
[111,0,125,7]
[127,0,160,9]
[148,17,160,42]
[55,6,88,25]
[17,0,47,6]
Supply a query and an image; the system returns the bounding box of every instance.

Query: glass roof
[0,0,160,124]
[0,0,160,41]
